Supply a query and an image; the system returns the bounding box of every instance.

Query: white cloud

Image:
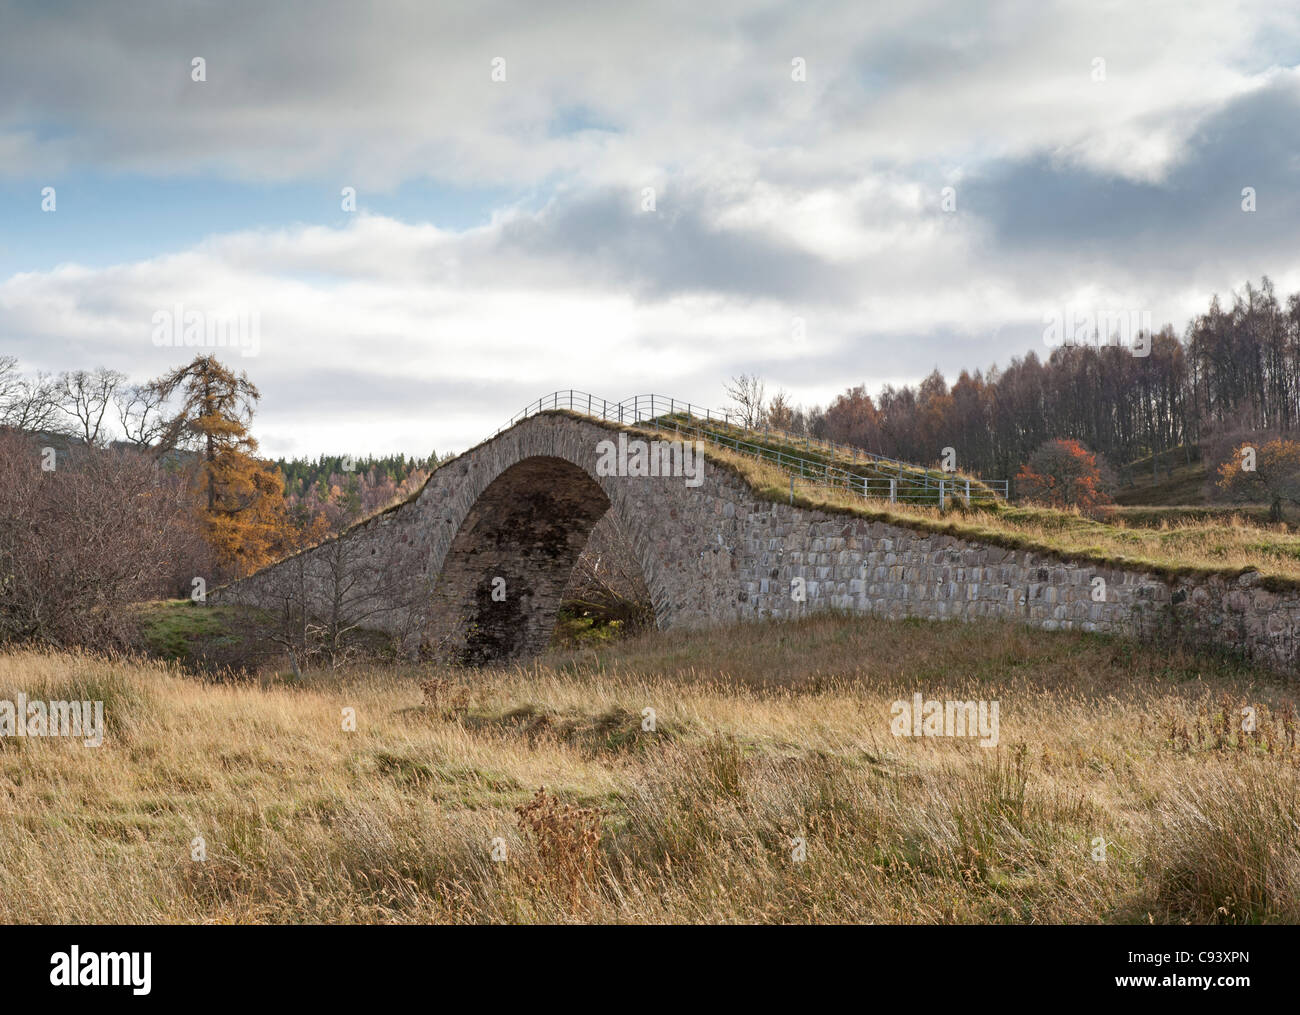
[3,1,1300,456]
[2,183,1244,456]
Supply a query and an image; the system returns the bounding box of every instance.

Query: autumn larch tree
[150,355,292,577]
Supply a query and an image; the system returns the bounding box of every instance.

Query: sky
[2,0,1299,458]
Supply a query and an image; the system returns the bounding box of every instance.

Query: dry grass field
[2,613,1299,924]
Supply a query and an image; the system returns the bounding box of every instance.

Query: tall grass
[1,614,1297,923]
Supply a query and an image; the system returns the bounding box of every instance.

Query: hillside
[1109,452,1291,526]
[3,614,1297,924]
[1114,457,1209,507]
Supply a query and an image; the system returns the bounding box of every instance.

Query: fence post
[939,480,946,510]
[965,478,971,505]
[889,477,897,504]
[790,474,794,504]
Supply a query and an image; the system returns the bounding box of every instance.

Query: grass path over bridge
[2,614,1297,923]
[647,409,1001,503]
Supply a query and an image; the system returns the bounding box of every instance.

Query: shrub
[515,787,603,910]
[1216,438,1300,522]
[1015,438,1113,509]
[0,431,204,647]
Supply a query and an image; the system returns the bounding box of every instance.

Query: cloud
[3,0,1300,456]
[934,69,1300,358]
[0,195,1020,453]
[2,0,1293,187]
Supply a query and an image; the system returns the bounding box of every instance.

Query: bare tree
[563,513,653,631]
[115,381,171,448]
[0,431,198,647]
[0,367,63,433]
[0,356,20,408]
[724,373,767,429]
[256,525,434,672]
[266,554,312,678]
[57,368,127,445]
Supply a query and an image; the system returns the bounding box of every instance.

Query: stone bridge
[218,411,1300,674]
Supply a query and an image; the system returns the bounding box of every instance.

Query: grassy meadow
[2,613,1298,923]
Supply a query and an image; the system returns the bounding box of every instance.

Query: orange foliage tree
[1015,438,1112,509]
[822,384,883,449]
[150,355,293,577]
[1217,438,1300,522]
[766,390,798,431]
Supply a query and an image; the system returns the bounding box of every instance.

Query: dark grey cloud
[493,186,858,304]
[964,75,1300,288]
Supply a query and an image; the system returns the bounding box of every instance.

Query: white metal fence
[497,390,1009,506]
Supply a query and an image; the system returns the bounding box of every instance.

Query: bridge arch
[416,423,682,663]
[218,413,749,664]
[427,455,661,662]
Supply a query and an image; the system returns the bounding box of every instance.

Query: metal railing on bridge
[496,390,1009,507]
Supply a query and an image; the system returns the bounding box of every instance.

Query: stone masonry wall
[216,413,1300,675]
